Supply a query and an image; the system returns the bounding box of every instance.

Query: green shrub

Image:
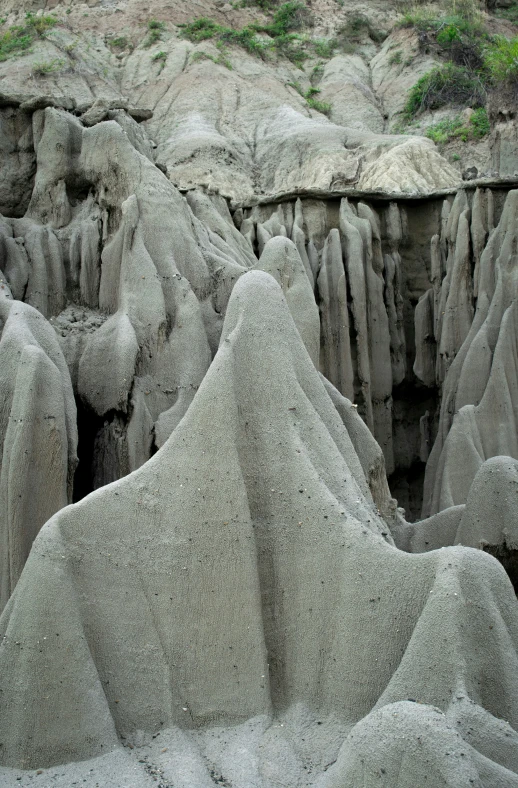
[398,2,487,71]
[312,63,324,81]
[267,1,308,35]
[287,79,304,95]
[286,82,331,113]
[272,32,306,64]
[144,19,165,48]
[0,12,57,62]
[152,50,167,61]
[484,35,518,83]
[425,116,468,144]
[307,96,332,115]
[470,106,490,137]
[181,17,269,56]
[190,47,233,69]
[0,29,33,60]
[180,3,309,64]
[389,50,402,65]
[303,86,331,114]
[404,62,485,117]
[181,18,220,42]
[32,57,66,76]
[313,37,335,58]
[424,107,490,146]
[25,13,57,37]
[111,36,129,49]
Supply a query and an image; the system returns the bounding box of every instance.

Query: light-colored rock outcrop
[0,9,462,206]
[0,282,77,611]
[419,189,518,516]
[2,272,518,788]
[1,4,518,785]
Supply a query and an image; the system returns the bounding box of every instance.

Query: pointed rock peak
[248,255,320,367]
[220,269,299,346]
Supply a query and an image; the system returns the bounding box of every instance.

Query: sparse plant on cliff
[32,57,66,77]
[314,38,336,58]
[334,13,385,54]
[152,49,167,72]
[110,36,130,50]
[306,95,332,115]
[190,47,233,70]
[64,39,78,55]
[286,81,332,113]
[398,0,486,73]
[144,19,165,48]
[311,63,324,81]
[398,0,518,133]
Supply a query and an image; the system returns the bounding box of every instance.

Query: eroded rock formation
[2,270,518,788]
[2,4,518,785]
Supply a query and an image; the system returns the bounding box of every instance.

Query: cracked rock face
[2,4,518,786]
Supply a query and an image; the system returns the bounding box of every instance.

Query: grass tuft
[389,50,403,65]
[143,19,165,48]
[424,107,490,146]
[110,36,130,50]
[32,57,66,76]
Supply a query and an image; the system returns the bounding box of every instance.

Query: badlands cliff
[2,0,518,786]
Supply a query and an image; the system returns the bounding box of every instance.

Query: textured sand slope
[1,272,518,787]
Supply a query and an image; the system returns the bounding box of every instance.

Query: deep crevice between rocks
[73,398,104,503]
[483,543,518,595]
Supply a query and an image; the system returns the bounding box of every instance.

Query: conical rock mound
[1,273,518,788]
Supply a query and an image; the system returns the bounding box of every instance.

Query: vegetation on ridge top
[400,0,518,132]
[179,2,310,66]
